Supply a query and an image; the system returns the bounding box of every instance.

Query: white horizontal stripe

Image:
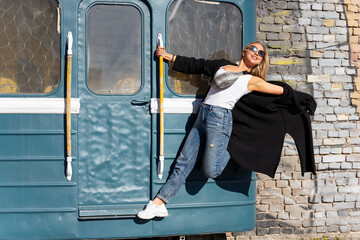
[0,98,202,114]
[0,98,80,114]
[151,98,202,114]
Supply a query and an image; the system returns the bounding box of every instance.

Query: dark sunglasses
[247,45,265,58]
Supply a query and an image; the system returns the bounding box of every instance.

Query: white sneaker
[137,201,168,219]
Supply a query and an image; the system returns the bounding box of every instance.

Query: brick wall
[230,0,360,239]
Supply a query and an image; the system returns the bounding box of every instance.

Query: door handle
[131,99,150,106]
[131,98,150,113]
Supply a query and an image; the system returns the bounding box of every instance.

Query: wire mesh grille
[167,0,243,95]
[0,0,60,94]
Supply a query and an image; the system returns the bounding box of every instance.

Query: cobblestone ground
[120,232,360,240]
[131,233,227,240]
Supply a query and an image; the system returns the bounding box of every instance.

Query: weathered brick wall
[230,0,360,239]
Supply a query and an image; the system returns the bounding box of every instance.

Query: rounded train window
[87,4,142,95]
[167,0,243,95]
[0,0,61,94]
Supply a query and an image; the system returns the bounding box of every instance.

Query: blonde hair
[242,41,269,80]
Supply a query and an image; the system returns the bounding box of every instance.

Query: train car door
[77,0,151,218]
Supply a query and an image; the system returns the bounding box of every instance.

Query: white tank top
[203,68,252,110]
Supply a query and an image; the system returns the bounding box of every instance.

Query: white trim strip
[151,98,202,114]
[0,98,202,114]
[0,98,80,114]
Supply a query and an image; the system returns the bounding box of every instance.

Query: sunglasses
[247,45,265,58]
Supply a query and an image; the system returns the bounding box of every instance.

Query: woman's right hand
[155,46,166,58]
[155,46,176,62]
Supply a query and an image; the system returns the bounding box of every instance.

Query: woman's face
[243,43,265,67]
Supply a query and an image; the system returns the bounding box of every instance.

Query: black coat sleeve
[172,55,235,77]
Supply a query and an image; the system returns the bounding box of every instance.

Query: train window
[87,5,142,95]
[167,0,243,95]
[0,0,61,94]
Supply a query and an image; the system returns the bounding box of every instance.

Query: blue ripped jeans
[157,104,233,203]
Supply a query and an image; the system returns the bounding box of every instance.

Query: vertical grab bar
[157,33,164,180]
[66,32,73,182]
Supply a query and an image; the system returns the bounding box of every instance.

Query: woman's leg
[156,107,205,203]
[137,107,205,219]
[202,106,232,179]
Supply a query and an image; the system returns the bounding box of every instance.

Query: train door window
[87,5,142,95]
[0,0,60,94]
[167,0,243,95]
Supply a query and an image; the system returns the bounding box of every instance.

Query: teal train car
[0,0,256,239]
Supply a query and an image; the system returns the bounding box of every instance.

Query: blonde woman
[138,42,283,220]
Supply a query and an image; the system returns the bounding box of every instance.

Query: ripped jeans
[157,103,233,203]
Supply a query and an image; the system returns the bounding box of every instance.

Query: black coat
[228,82,317,177]
[172,55,317,178]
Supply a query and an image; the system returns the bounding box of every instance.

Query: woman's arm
[155,46,233,77]
[248,76,284,95]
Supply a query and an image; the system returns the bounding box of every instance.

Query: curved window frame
[165,0,244,97]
